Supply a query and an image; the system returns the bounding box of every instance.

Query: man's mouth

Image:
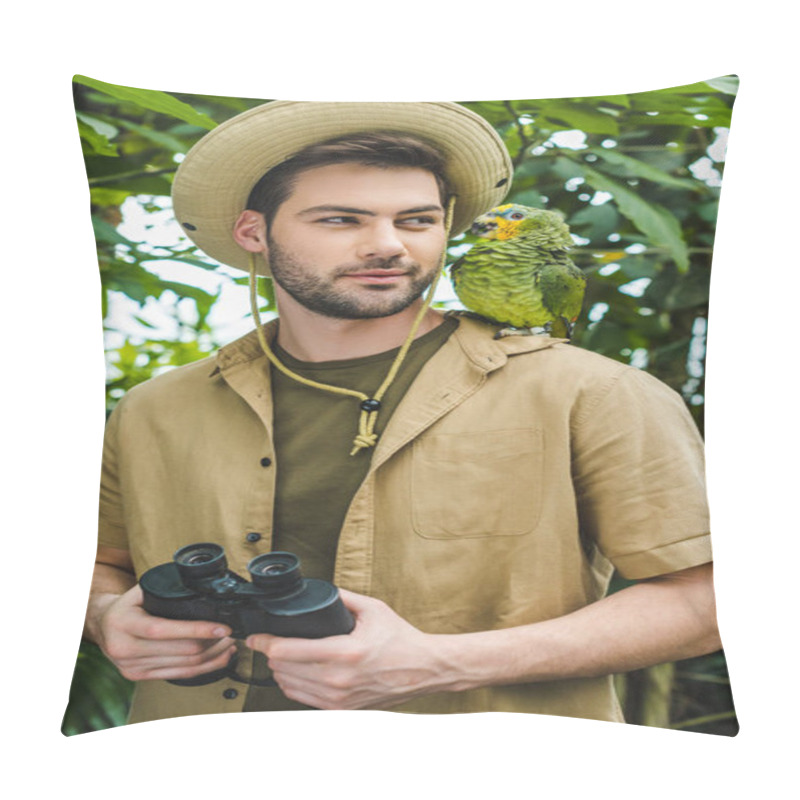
[341,269,410,284]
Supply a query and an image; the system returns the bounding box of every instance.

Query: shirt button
[260,457,272,467]
[222,688,238,700]
[246,532,262,543]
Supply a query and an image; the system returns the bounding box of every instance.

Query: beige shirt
[98,314,712,724]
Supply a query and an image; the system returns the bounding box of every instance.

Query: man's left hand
[246,590,452,709]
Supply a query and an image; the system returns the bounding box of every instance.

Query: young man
[83,101,720,724]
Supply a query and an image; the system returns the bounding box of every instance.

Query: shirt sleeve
[97,402,130,551]
[570,366,712,580]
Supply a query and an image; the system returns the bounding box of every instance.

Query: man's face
[265,163,447,320]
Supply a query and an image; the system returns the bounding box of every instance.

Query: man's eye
[317,216,358,225]
[399,216,437,226]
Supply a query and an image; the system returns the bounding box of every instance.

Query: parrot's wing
[539,257,586,320]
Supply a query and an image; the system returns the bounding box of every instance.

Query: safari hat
[172,100,513,273]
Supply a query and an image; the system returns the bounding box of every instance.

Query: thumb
[245,632,280,653]
[337,589,388,617]
[117,583,145,608]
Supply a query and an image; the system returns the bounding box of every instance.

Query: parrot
[449,204,586,340]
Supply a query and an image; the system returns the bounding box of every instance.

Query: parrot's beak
[470,217,498,237]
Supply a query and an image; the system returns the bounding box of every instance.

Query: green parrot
[449,204,586,340]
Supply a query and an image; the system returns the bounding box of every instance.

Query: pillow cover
[63,75,738,735]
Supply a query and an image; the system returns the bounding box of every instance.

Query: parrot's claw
[546,317,575,340]
[493,325,548,339]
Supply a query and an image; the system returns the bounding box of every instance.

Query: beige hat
[171,100,513,273]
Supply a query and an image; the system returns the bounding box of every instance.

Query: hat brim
[171,101,513,273]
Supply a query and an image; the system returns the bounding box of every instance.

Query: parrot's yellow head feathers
[470,204,572,248]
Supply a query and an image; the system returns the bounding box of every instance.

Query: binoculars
[139,543,355,686]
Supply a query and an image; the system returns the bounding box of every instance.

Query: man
[83,100,720,724]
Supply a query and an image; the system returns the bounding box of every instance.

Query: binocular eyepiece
[173,543,303,598]
[139,543,355,686]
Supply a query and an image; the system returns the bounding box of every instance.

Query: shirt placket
[213,349,277,692]
[214,353,276,566]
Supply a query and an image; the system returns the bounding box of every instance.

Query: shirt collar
[210,319,279,376]
[209,312,564,378]
[446,312,564,374]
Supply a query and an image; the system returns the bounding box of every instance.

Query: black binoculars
[139,543,355,686]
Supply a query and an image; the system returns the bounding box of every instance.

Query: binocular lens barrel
[174,543,228,582]
[248,552,303,595]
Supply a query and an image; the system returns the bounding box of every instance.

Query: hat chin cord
[248,196,455,456]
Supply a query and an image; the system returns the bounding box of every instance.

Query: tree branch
[503,100,535,170]
[88,166,178,187]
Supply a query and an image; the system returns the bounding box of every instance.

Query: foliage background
[62,75,738,736]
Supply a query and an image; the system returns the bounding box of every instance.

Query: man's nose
[356,221,408,261]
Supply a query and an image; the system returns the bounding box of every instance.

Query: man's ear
[233,210,268,254]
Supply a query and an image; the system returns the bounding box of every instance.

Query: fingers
[115,638,235,671]
[124,607,231,643]
[116,641,238,683]
[133,636,236,666]
[105,627,236,661]
[113,584,232,641]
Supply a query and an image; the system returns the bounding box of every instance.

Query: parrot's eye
[510,213,525,220]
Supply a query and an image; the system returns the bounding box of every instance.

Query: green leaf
[627,93,733,122]
[76,112,119,140]
[62,641,133,735]
[639,77,737,97]
[174,93,264,117]
[153,278,217,306]
[132,315,159,329]
[574,161,689,270]
[94,174,174,197]
[73,75,218,130]
[628,112,732,128]
[461,101,514,126]
[92,215,135,245]
[77,119,118,157]
[508,188,547,208]
[540,103,619,136]
[162,255,221,270]
[593,94,631,109]
[585,148,701,191]
[115,118,189,153]
[90,187,131,207]
[705,75,739,96]
[616,255,658,279]
[568,202,621,241]
[663,269,710,309]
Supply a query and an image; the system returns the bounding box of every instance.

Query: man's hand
[245,563,722,709]
[246,589,455,710]
[89,584,237,682]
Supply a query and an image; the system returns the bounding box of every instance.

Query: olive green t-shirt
[244,315,458,711]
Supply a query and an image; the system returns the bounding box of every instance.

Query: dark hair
[246,132,451,232]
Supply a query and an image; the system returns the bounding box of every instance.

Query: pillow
[63,75,738,736]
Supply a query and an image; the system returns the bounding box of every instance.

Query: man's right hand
[85,547,236,682]
[91,585,236,682]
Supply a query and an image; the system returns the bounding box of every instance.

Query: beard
[266,236,439,320]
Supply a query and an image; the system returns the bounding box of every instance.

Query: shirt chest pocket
[411,429,543,539]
